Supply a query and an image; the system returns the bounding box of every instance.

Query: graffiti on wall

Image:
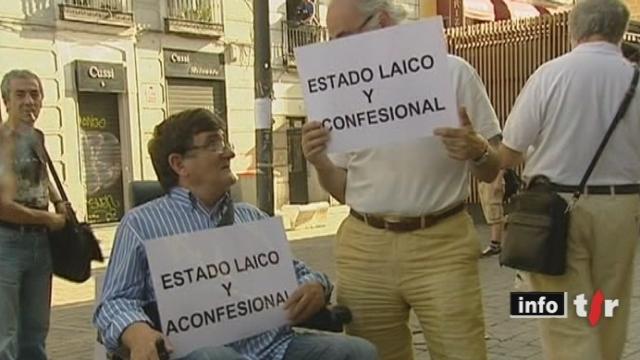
[86,194,119,222]
[80,113,124,223]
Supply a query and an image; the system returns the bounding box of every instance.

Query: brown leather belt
[0,220,47,233]
[552,184,640,195]
[349,203,466,232]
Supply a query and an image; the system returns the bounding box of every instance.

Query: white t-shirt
[329,55,501,216]
[503,42,640,185]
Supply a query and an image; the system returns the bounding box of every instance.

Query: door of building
[78,93,124,224]
[166,78,227,125]
[287,117,309,204]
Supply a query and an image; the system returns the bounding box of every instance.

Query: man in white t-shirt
[499,1,640,359]
[301,1,501,359]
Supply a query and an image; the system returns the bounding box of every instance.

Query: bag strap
[572,65,639,202]
[32,130,79,225]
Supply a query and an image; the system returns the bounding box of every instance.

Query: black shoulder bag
[500,65,639,275]
[34,134,104,283]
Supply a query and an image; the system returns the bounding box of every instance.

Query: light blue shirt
[93,187,333,359]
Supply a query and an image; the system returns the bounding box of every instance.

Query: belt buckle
[383,215,403,230]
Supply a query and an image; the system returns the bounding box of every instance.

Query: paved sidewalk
[46,206,640,359]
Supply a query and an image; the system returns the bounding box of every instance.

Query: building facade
[5,0,632,224]
[0,0,261,224]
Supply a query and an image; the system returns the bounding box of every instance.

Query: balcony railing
[165,0,224,37]
[59,0,133,27]
[281,21,328,67]
[63,0,128,12]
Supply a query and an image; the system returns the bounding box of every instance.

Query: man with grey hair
[500,1,640,359]
[0,69,67,359]
[302,0,502,359]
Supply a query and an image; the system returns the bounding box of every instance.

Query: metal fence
[64,0,130,12]
[166,0,223,24]
[445,12,640,202]
[281,20,329,65]
[447,12,572,133]
[445,12,573,202]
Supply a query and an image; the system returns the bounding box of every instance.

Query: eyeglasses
[186,140,235,154]
[358,14,375,31]
[332,13,376,40]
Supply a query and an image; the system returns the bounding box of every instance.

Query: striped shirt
[93,187,333,359]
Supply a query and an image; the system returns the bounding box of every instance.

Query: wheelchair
[100,181,352,359]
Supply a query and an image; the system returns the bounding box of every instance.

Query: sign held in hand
[295,17,457,153]
[144,217,298,359]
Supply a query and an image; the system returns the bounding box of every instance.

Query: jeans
[0,227,52,360]
[283,333,378,360]
[179,334,378,360]
[180,346,245,360]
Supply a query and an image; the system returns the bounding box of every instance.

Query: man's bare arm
[498,143,525,169]
[470,135,502,183]
[314,161,347,204]
[301,122,347,203]
[0,199,60,226]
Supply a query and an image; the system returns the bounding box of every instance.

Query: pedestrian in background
[0,69,67,360]
[500,1,640,358]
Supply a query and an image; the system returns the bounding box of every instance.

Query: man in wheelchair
[92,109,377,360]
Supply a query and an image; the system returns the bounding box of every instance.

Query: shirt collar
[168,186,230,219]
[573,41,622,56]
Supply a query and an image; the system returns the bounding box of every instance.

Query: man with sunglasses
[94,109,377,360]
[301,0,501,359]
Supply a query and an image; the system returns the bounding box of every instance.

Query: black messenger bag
[499,65,639,275]
[32,131,104,283]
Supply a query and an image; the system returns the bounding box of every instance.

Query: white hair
[357,0,407,23]
[569,0,630,44]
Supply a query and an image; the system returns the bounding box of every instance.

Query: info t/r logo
[510,292,567,319]
[574,290,619,326]
[510,290,619,326]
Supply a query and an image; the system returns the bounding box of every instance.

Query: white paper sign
[295,17,457,153]
[143,217,298,359]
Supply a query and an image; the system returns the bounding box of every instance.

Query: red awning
[465,0,564,21]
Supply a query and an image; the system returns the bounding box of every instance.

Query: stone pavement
[46,206,640,359]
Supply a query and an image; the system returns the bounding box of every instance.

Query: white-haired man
[500,1,640,359]
[301,0,501,359]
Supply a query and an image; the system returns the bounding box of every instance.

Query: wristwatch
[472,143,490,166]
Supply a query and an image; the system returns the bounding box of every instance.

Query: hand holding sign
[284,282,326,325]
[434,107,488,161]
[144,218,298,358]
[122,322,174,360]
[301,122,332,169]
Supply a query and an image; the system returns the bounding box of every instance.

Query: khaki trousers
[478,180,505,225]
[524,194,640,360]
[335,211,487,360]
